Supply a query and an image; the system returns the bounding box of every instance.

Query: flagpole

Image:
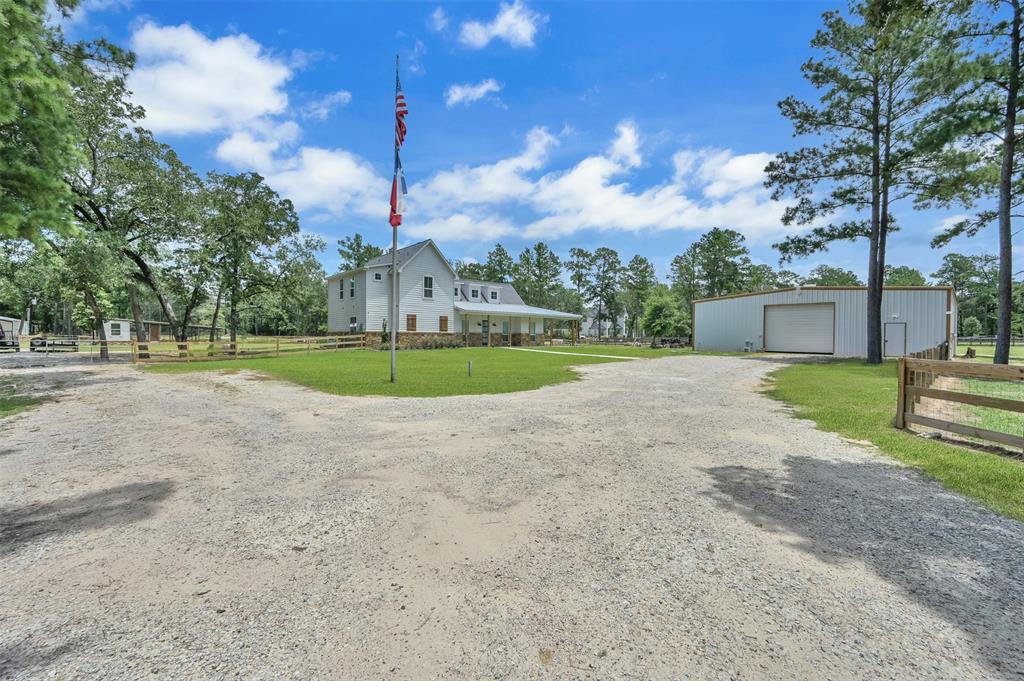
[390,222,397,383]
[389,55,399,383]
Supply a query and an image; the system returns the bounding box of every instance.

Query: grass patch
[143,347,625,397]
[766,359,1024,522]
[0,381,46,419]
[962,345,1024,364]
[0,395,45,419]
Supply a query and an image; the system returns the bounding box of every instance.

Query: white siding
[327,271,367,333]
[365,265,391,331]
[396,246,456,332]
[357,244,459,333]
[693,288,952,357]
[104,320,132,341]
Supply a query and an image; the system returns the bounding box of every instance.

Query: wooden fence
[907,341,949,360]
[132,334,366,363]
[896,357,1024,451]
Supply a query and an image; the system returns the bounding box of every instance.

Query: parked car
[29,336,79,352]
[0,325,19,352]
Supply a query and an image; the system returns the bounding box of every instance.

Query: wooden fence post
[895,357,906,429]
[276,337,280,357]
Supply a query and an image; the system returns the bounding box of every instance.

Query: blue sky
[64,0,1012,282]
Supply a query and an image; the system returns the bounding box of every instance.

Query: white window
[349,316,357,332]
[423,276,433,298]
[338,282,344,299]
[471,289,479,299]
[374,272,382,281]
[455,287,459,298]
[350,279,355,297]
[490,291,498,300]
[109,322,122,336]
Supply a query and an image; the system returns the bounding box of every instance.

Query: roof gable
[365,239,457,277]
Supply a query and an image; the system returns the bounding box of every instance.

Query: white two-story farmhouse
[327,239,582,346]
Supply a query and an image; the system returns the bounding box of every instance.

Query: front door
[481,319,489,346]
[502,320,509,345]
[884,322,906,357]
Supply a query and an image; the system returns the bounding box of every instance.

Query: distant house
[326,239,582,346]
[581,307,628,339]
[99,319,221,342]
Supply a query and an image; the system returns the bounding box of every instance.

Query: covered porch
[454,303,582,348]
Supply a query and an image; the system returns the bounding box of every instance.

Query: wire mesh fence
[897,357,1024,454]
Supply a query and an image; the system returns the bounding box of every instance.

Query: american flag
[390,61,408,228]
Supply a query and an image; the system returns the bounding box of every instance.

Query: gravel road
[1,353,1022,680]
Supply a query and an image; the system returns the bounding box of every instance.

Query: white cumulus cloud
[428,7,448,31]
[444,78,503,107]
[459,0,546,49]
[403,122,794,243]
[128,22,292,135]
[302,90,353,120]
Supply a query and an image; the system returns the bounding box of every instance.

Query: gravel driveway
[1,354,1022,679]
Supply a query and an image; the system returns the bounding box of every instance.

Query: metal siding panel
[765,303,835,353]
[695,288,948,357]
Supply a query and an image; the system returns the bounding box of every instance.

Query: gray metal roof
[329,239,446,281]
[454,302,582,320]
[456,280,525,305]
[363,239,431,269]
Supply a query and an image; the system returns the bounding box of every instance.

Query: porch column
[488,315,492,347]
[528,317,532,346]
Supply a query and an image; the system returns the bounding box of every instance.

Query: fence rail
[958,336,1024,347]
[132,334,366,363]
[896,357,1024,452]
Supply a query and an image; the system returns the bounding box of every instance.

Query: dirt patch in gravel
[1,353,1022,679]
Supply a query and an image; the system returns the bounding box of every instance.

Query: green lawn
[766,360,1024,521]
[962,344,1024,363]
[143,347,626,397]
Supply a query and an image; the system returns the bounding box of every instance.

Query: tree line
[3,0,1023,360]
[763,0,1024,364]
[0,0,327,355]
[341,226,1015,343]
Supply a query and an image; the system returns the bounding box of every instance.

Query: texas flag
[389,65,408,228]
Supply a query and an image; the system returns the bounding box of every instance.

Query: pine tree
[766,0,951,363]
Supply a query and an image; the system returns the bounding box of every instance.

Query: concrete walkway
[499,346,640,360]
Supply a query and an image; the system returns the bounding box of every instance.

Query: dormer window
[455,287,459,297]
[423,276,433,298]
[374,272,382,281]
[471,289,479,299]
[490,291,498,300]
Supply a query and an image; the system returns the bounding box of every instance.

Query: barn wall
[693,288,952,357]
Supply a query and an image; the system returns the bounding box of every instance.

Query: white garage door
[764,304,834,354]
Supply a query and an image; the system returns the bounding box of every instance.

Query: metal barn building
[692,286,956,357]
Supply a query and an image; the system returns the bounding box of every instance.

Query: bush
[961,316,983,337]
